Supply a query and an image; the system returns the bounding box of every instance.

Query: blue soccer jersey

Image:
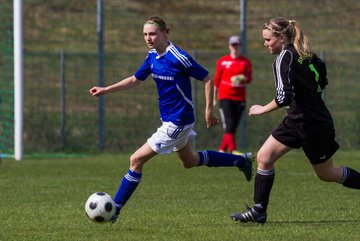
[134,42,209,125]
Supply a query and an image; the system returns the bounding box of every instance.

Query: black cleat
[231,205,267,224]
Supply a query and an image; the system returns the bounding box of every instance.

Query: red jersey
[214,54,252,101]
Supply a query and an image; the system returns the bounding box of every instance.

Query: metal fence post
[60,49,66,150]
[240,0,247,56]
[97,0,105,150]
[239,0,248,150]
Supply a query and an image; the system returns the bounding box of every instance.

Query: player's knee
[256,152,265,164]
[256,151,272,168]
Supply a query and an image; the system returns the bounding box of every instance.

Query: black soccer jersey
[273,44,333,127]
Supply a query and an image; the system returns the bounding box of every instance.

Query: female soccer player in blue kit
[89,16,254,223]
[231,17,360,224]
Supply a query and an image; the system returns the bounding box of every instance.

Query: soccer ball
[85,192,116,223]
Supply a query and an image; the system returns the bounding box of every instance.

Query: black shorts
[272,116,339,165]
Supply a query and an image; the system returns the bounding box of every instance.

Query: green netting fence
[0,1,15,157]
[0,0,359,155]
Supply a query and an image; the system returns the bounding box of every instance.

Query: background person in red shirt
[214,35,252,154]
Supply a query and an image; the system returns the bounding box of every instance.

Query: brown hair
[263,17,312,59]
[145,16,170,34]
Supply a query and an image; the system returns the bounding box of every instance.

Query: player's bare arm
[89,75,141,97]
[249,99,279,116]
[203,75,220,128]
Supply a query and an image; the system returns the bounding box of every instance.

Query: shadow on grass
[232,219,359,226]
[268,220,359,225]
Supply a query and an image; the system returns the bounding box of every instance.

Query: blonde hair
[144,16,170,34]
[263,17,312,59]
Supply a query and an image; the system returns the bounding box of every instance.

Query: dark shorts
[272,116,339,165]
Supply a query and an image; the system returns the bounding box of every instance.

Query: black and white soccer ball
[85,192,116,223]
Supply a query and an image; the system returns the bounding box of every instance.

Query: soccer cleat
[111,204,121,223]
[231,205,267,224]
[239,152,254,182]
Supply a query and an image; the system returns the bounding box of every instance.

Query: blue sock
[198,150,245,168]
[113,169,142,207]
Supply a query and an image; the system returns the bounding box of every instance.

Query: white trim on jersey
[150,42,192,68]
[275,51,285,103]
[275,50,292,104]
[169,45,192,68]
[176,84,194,108]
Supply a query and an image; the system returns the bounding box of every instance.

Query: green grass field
[0,151,359,241]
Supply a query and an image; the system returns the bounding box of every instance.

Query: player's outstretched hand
[249,104,265,116]
[89,86,106,97]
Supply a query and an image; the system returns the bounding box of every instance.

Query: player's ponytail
[291,20,312,60]
[263,17,312,59]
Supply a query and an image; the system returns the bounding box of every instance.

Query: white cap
[228,36,241,45]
